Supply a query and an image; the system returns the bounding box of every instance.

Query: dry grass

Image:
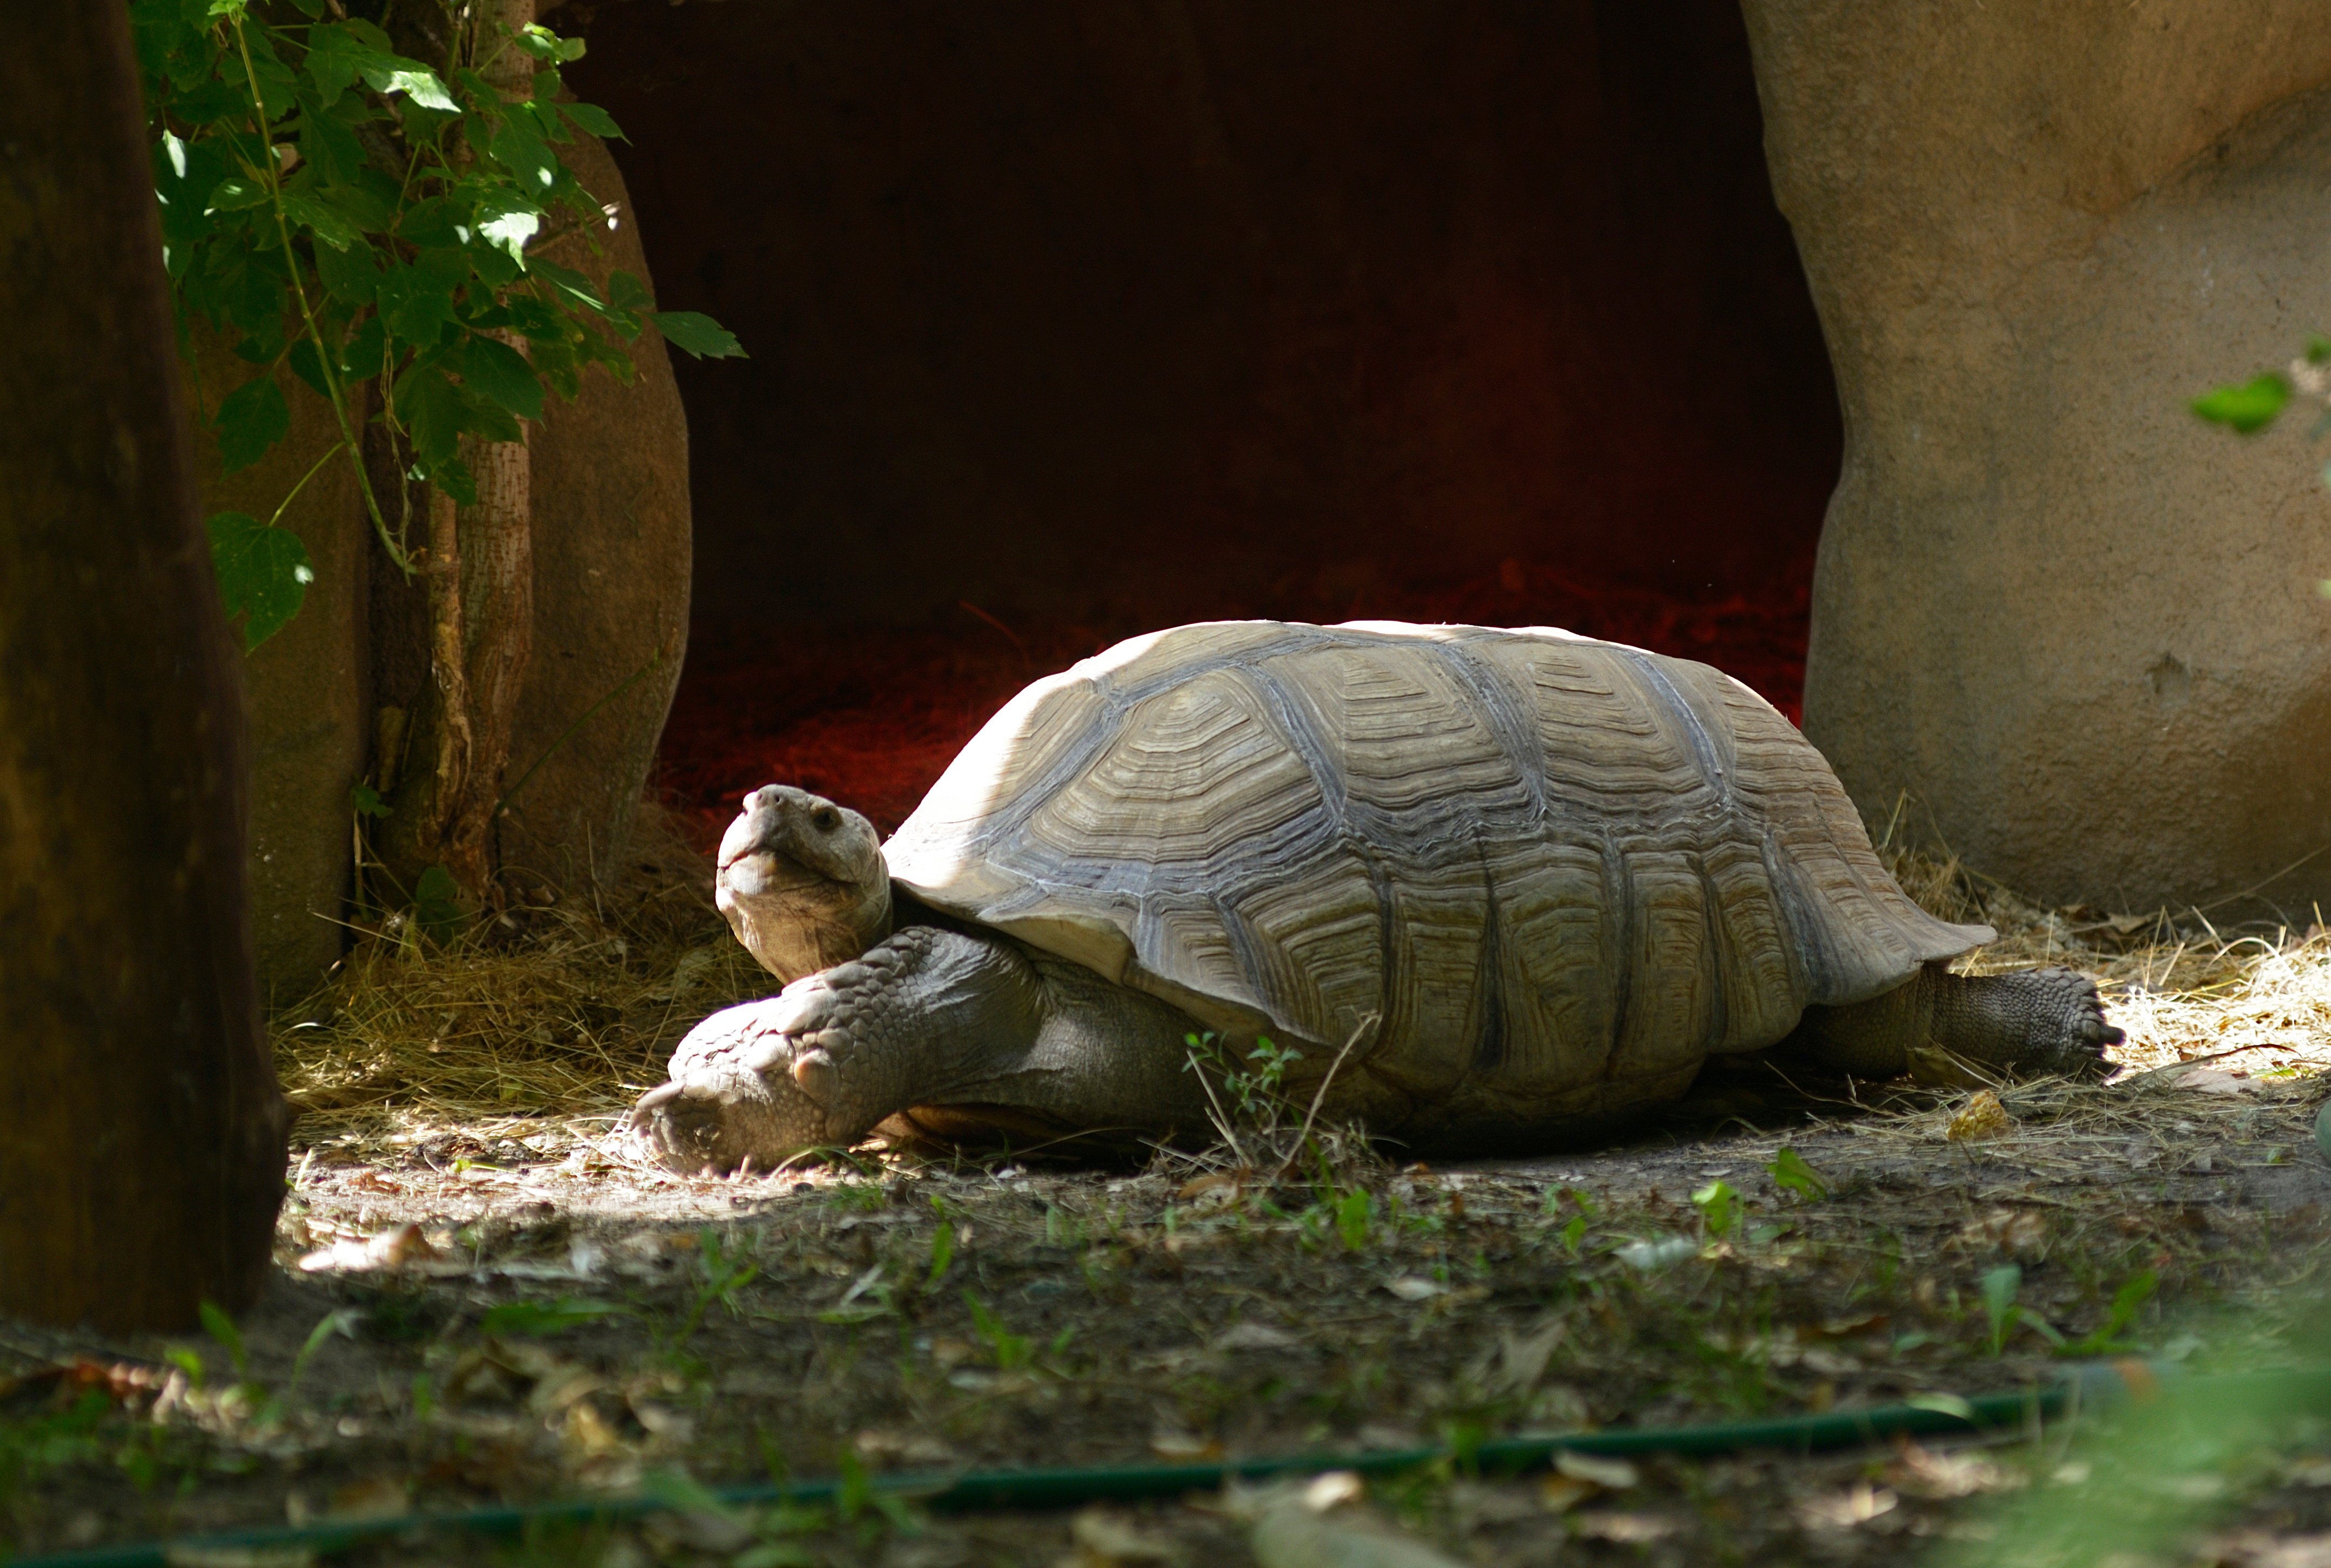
[273,803,771,1156]
[1879,839,2331,1082]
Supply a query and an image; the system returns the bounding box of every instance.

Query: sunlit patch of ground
[9,839,2331,1566]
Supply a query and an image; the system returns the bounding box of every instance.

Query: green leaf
[350,781,388,819]
[297,109,366,187]
[606,270,654,313]
[1766,1147,1830,1202]
[459,391,524,446]
[198,1301,249,1378]
[530,258,606,315]
[312,234,382,305]
[414,865,465,942]
[2308,334,2331,365]
[207,511,313,649]
[336,311,386,384]
[460,333,544,421]
[359,55,459,113]
[377,258,461,347]
[215,257,288,341]
[334,170,402,233]
[486,113,558,192]
[213,376,290,472]
[279,189,360,251]
[473,191,540,266]
[2192,372,2290,434]
[204,173,270,213]
[1981,1263,2021,1354]
[480,1299,621,1337]
[396,196,467,249]
[559,100,623,140]
[393,364,463,468]
[1689,1179,1740,1239]
[648,311,743,359]
[286,338,330,399]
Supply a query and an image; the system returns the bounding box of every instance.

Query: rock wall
[498,133,691,893]
[185,336,365,1004]
[1743,2,2331,918]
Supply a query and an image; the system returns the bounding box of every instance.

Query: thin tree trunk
[454,0,538,893]
[384,0,534,904]
[452,366,531,889]
[0,2,286,1329]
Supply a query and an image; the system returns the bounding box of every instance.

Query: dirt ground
[11,842,2331,1566]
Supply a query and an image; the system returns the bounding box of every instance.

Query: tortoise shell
[882,621,1990,1118]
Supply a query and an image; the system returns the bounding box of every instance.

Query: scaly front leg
[628,926,1050,1173]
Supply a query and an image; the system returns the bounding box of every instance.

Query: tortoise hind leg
[1789,962,2122,1086]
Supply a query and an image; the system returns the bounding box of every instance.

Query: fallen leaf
[1250,1496,1464,1568]
[1794,1483,1898,1530]
[1539,1475,1596,1514]
[1071,1505,1185,1565]
[1383,1276,1444,1302]
[1946,1090,2013,1142]
[296,1222,445,1275]
[1215,1322,1302,1351]
[1149,1431,1222,1462]
[1177,1170,1245,1202]
[326,1476,410,1521]
[1950,1208,2049,1261]
[1554,1451,1638,1490]
[1571,1511,1685,1544]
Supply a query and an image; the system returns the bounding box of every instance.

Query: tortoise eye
[812,808,839,831]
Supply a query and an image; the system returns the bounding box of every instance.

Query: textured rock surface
[185,335,365,1001]
[1744,3,2331,917]
[496,132,691,890]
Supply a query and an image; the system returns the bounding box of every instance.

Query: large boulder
[185,336,365,1004]
[495,132,691,893]
[1743,3,2331,918]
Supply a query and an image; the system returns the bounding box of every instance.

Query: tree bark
[384,0,535,905]
[460,0,539,890]
[0,3,287,1329]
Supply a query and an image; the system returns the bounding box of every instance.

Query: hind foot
[1932,965,2122,1082]
[1791,962,2121,1087]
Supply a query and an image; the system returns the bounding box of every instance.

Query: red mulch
[655,556,1812,844]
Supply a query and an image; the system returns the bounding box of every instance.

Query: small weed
[963,1294,1033,1370]
[1336,1189,1375,1251]
[672,1228,760,1346]
[1981,1264,2065,1356]
[925,1214,956,1290]
[1181,1030,1302,1127]
[2061,1269,2160,1357]
[197,1302,249,1383]
[479,1298,621,1339]
[1691,1180,1742,1239]
[1767,1147,1830,1201]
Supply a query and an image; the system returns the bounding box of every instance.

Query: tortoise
[630,620,2119,1170]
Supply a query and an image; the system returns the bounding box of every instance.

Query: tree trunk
[383,0,535,906]
[0,2,287,1329]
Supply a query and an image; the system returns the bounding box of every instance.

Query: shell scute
[883,620,1992,1100]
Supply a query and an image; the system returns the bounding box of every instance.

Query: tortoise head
[716,785,892,982]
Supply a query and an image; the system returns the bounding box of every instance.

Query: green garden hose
[15,1362,2318,1568]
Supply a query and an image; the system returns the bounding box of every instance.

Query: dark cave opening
[561,1,1839,835]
